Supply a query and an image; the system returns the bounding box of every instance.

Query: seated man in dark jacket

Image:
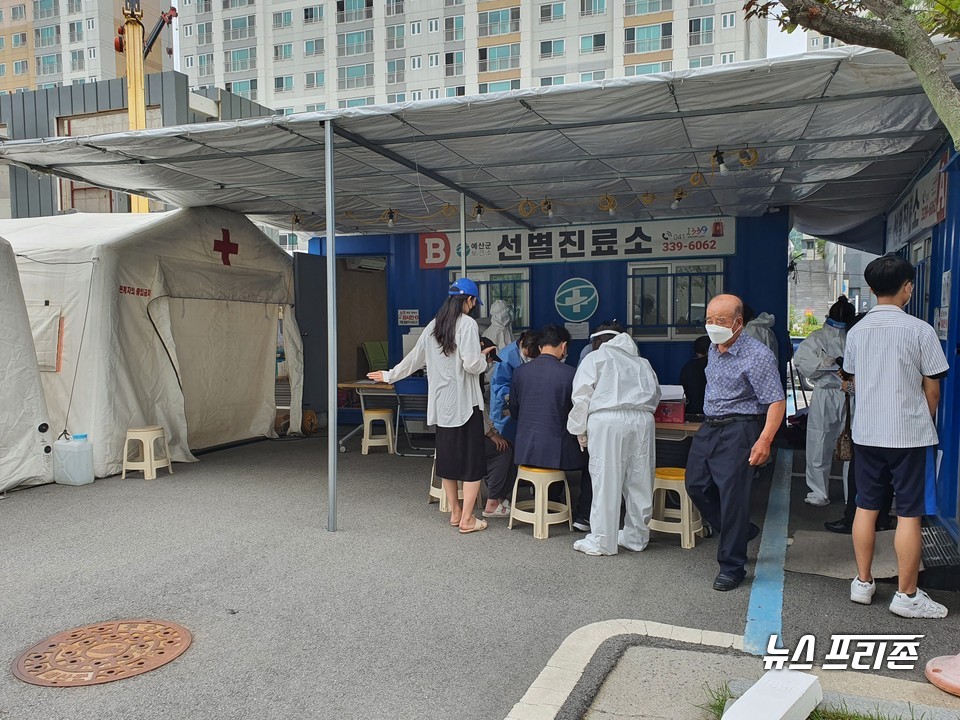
[509,324,584,471]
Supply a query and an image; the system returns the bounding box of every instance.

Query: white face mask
[705,324,734,345]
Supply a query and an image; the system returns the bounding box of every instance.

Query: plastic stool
[362,409,395,455]
[428,460,481,512]
[122,426,172,480]
[648,467,703,549]
[508,466,572,539]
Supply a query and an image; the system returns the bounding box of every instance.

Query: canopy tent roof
[2,44,958,247]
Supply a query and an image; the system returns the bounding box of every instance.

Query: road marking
[744,448,793,655]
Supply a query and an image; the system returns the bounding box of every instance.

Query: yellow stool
[122,426,172,480]
[508,466,572,539]
[428,460,482,512]
[362,409,395,455]
[648,467,703,549]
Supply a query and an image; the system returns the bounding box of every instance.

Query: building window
[304,5,323,23]
[337,62,374,89]
[811,36,820,46]
[386,0,404,15]
[410,20,421,34]
[625,61,671,74]
[689,54,713,68]
[0,64,6,78]
[336,0,372,23]
[721,12,736,28]
[428,52,440,67]
[197,53,214,76]
[386,24,405,49]
[479,79,520,93]
[720,52,735,63]
[580,33,606,53]
[272,11,291,29]
[411,90,423,101]
[306,103,326,111]
[628,261,723,339]
[274,43,293,61]
[274,75,294,92]
[580,70,605,81]
[428,87,440,99]
[13,32,28,48]
[33,0,58,20]
[445,51,464,76]
[386,58,405,84]
[688,17,714,46]
[625,0,672,15]
[70,49,84,71]
[540,75,564,86]
[444,15,464,41]
[337,29,373,56]
[182,23,194,37]
[14,60,29,75]
[444,0,464,6]
[37,53,61,75]
[689,0,714,5]
[540,38,564,58]
[224,78,257,100]
[305,70,325,88]
[479,7,520,37]
[198,0,212,11]
[479,43,521,72]
[387,92,406,103]
[428,17,440,32]
[225,47,256,72]
[580,0,605,15]
[68,20,83,42]
[222,0,254,8]
[304,38,324,56]
[12,4,27,20]
[625,24,671,54]
[446,85,466,97]
[540,2,565,22]
[87,46,96,59]
[197,22,212,45]
[86,18,94,30]
[411,55,422,70]
[450,269,531,327]
[223,15,256,41]
[35,25,61,47]
[185,55,194,68]
[338,97,374,108]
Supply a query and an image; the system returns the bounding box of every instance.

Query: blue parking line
[744,448,793,655]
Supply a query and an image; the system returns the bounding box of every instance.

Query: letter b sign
[420,233,451,269]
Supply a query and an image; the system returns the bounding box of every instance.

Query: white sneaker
[850,576,876,605]
[889,589,949,619]
[573,539,607,556]
[805,495,830,507]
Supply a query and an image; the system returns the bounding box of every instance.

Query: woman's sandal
[459,518,488,534]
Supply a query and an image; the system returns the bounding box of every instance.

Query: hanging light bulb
[670,198,680,210]
[541,199,554,219]
[386,209,396,228]
[714,149,729,176]
[474,202,485,222]
[671,188,687,211]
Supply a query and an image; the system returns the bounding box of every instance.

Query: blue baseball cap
[449,278,482,305]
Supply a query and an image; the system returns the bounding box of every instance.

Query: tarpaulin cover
[1,207,303,478]
[0,237,53,491]
[2,44,959,247]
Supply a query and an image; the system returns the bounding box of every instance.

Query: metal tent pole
[325,119,338,532]
[459,193,467,279]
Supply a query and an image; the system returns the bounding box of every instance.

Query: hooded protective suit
[567,333,661,555]
[486,300,514,350]
[745,312,778,362]
[794,322,848,504]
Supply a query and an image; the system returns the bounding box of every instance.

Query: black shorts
[435,407,486,483]
[853,444,929,518]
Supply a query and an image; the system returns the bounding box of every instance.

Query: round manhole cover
[12,620,191,687]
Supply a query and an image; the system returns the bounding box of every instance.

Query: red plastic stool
[926,654,960,697]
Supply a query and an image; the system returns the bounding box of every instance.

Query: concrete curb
[504,620,745,720]
[728,678,960,720]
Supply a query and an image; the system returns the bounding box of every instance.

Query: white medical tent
[2,207,303,478]
[0,237,53,492]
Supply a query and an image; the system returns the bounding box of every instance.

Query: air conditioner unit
[345,257,387,272]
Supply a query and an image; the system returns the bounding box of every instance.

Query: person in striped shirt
[844,254,950,619]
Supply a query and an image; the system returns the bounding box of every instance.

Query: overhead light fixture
[474,202,485,222]
[541,199,554,219]
[738,147,759,168]
[386,208,396,228]
[714,149,730,176]
[670,188,687,211]
[640,192,656,205]
[599,193,618,216]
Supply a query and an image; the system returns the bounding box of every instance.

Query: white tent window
[26,302,62,372]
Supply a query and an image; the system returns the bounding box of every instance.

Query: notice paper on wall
[565,322,590,340]
[398,309,420,326]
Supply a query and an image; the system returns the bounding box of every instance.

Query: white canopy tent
[2,207,304,479]
[2,44,956,525]
[0,237,53,492]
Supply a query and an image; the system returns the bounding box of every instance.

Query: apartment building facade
[176,0,767,113]
[0,0,171,95]
[806,29,842,51]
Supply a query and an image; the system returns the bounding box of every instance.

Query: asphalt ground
[1,439,956,720]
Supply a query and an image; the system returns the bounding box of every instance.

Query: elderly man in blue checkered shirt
[685,294,786,592]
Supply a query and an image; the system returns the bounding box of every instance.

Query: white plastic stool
[362,409,395,455]
[508,466,572,539]
[428,460,482,512]
[648,467,704,549]
[122,426,172,480]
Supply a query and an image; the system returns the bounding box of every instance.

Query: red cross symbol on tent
[213,229,238,266]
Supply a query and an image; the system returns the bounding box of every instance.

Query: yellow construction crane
[115,0,177,213]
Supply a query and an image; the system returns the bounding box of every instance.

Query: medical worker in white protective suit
[567,325,662,556]
[794,295,857,506]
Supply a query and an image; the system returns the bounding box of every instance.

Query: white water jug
[53,434,95,486]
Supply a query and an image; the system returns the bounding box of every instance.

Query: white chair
[122,426,172,480]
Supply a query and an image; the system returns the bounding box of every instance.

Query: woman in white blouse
[369,278,495,533]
